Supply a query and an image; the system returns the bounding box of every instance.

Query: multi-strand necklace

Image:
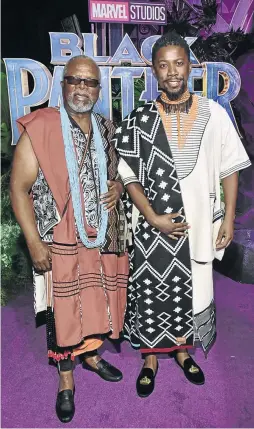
[156,89,198,149]
[60,106,108,248]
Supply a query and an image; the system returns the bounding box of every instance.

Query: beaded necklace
[60,106,108,248]
[157,90,198,149]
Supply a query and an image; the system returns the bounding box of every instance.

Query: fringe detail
[157,94,193,114]
[177,111,181,148]
[156,94,199,149]
[48,349,75,362]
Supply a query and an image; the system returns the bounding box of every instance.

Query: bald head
[61,55,101,115]
[62,55,100,80]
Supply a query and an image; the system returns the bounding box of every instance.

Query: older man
[10,55,128,422]
[113,31,251,397]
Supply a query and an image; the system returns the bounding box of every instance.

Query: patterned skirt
[44,245,129,360]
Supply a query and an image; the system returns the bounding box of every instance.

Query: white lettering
[160,7,166,21]
[101,4,106,17]
[130,4,135,19]
[92,2,128,20]
[147,6,152,20]
[107,5,113,18]
[119,5,127,19]
[92,3,102,18]
[128,4,166,22]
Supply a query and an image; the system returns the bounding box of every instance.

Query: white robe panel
[119,99,251,263]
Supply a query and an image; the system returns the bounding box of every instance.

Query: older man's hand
[100,180,124,212]
[27,239,52,272]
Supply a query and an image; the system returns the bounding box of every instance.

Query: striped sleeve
[220,109,251,179]
[118,157,139,186]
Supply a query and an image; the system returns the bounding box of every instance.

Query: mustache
[73,92,90,97]
[164,78,184,82]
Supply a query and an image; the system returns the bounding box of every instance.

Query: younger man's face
[152,45,192,100]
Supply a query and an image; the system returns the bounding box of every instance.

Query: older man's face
[62,59,101,114]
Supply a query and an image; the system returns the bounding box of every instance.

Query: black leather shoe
[136,362,159,398]
[82,358,123,382]
[56,387,75,423]
[175,355,205,385]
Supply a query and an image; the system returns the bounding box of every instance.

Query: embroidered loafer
[136,362,159,398]
[175,356,205,385]
[56,387,75,423]
[82,358,123,382]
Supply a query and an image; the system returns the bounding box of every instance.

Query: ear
[151,66,156,78]
[60,81,64,88]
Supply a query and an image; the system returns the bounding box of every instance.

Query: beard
[67,93,95,113]
[163,79,186,101]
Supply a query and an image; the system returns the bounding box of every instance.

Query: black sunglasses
[64,76,101,88]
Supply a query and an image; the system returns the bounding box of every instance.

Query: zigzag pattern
[114,101,196,350]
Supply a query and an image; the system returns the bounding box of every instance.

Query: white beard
[67,97,95,113]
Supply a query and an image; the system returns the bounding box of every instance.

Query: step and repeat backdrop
[1,1,254,304]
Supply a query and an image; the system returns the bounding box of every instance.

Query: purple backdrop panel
[184,0,254,33]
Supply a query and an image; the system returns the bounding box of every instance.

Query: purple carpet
[1,272,254,428]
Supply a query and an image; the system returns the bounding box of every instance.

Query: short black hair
[152,31,190,64]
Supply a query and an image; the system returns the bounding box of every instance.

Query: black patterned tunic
[113,102,194,352]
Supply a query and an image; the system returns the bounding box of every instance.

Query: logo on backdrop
[4,32,241,144]
[88,0,166,24]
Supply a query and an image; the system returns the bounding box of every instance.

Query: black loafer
[56,387,75,423]
[136,362,159,398]
[82,358,123,382]
[175,355,205,385]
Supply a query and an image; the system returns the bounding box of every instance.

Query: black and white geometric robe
[113,98,251,354]
[113,102,195,353]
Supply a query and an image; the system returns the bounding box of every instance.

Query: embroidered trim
[48,350,75,361]
[156,95,199,149]
[213,209,224,223]
[32,168,59,237]
[220,159,251,179]
[159,89,192,112]
[122,176,139,186]
[194,300,216,353]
